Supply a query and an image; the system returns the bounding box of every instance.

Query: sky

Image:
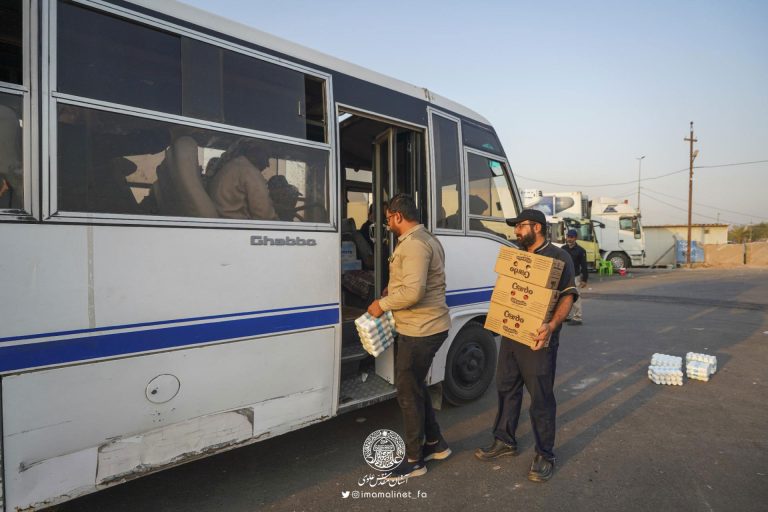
[185,0,767,227]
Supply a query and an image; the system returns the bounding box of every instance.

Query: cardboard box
[341,259,363,273]
[341,241,357,261]
[494,246,564,289]
[484,300,551,348]
[491,274,560,317]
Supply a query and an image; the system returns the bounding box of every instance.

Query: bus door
[337,111,424,412]
[372,128,394,295]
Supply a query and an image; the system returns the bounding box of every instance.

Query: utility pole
[684,122,698,267]
[636,155,645,213]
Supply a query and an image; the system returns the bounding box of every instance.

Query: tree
[728,222,768,243]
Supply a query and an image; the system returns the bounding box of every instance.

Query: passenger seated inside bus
[0,104,23,210]
[152,135,219,218]
[267,174,302,221]
[57,104,171,214]
[206,138,278,220]
[468,195,505,238]
[358,202,388,251]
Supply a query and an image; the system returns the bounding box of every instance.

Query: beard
[516,231,536,249]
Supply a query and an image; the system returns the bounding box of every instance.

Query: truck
[548,216,603,271]
[589,197,646,269]
[522,190,601,270]
[522,190,646,269]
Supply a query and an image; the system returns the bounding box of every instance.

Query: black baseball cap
[567,229,578,237]
[506,208,547,227]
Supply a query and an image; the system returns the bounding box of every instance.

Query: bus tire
[443,322,497,406]
[606,251,630,270]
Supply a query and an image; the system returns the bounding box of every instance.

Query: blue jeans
[394,331,449,461]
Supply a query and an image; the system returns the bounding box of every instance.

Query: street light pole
[636,155,645,212]
[684,122,698,267]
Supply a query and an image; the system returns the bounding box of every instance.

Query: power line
[515,167,688,188]
[641,190,739,224]
[694,159,768,169]
[641,185,767,220]
[515,158,768,189]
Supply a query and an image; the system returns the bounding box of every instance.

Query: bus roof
[123,0,491,126]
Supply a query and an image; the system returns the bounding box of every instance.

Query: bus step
[341,344,368,363]
[338,372,396,413]
[341,344,369,379]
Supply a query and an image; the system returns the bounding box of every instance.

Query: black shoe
[386,459,427,480]
[567,319,583,326]
[423,437,452,461]
[527,454,555,482]
[474,438,518,460]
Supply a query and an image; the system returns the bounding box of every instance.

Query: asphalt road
[53,267,768,512]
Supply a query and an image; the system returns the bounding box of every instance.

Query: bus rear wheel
[443,322,497,406]
[606,252,630,270]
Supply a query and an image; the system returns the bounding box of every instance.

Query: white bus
[0,1,523,509]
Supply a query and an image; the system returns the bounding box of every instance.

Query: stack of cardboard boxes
[484,246,564,348]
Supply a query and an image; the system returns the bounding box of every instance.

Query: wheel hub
[454,343,486,386]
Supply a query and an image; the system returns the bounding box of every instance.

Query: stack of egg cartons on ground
[355,311,396,357]
[648,353,684,386]
[686,352,717,382]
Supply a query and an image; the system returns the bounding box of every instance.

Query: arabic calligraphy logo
[362,429,405,471]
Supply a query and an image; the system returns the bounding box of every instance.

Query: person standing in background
[563,228,588,325]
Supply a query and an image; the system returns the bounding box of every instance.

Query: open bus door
[337,112,425,413]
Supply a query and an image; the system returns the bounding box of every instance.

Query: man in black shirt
[562,229,588,325]
[475,209,577,483]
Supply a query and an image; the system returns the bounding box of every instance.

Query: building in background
[644,224,729,267]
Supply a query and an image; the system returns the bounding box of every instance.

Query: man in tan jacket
[367,193,451,479]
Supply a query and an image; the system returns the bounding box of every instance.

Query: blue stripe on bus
[448,285,496,293]
[0,307,339,373]
[0,303,340,344]
[0,288,495,372]
[446,288,493,307]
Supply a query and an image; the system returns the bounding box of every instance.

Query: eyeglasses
[515,222,536,229]
[385,213,398,223]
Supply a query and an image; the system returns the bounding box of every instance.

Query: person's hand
[579,281,587,289]
[367,299,384,318]
[532,322,552,351]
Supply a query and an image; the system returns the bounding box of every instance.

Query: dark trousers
[492,338,559,460]
[394,331,449,461]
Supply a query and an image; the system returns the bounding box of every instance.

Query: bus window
[0,93,23,210]
[58,1,181,115]
[466,153,516,240]
[57,1,327,142]
[431,113,462,230]
[56,104,330,222]
[0,0,24,212]
[462,121,503,156]
[0,0,23,85]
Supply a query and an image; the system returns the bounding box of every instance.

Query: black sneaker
[423,438,452,461]
[386,459,427,480]
[527,454,555,482]
[567,319,583,326]
[474,438,518,461]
